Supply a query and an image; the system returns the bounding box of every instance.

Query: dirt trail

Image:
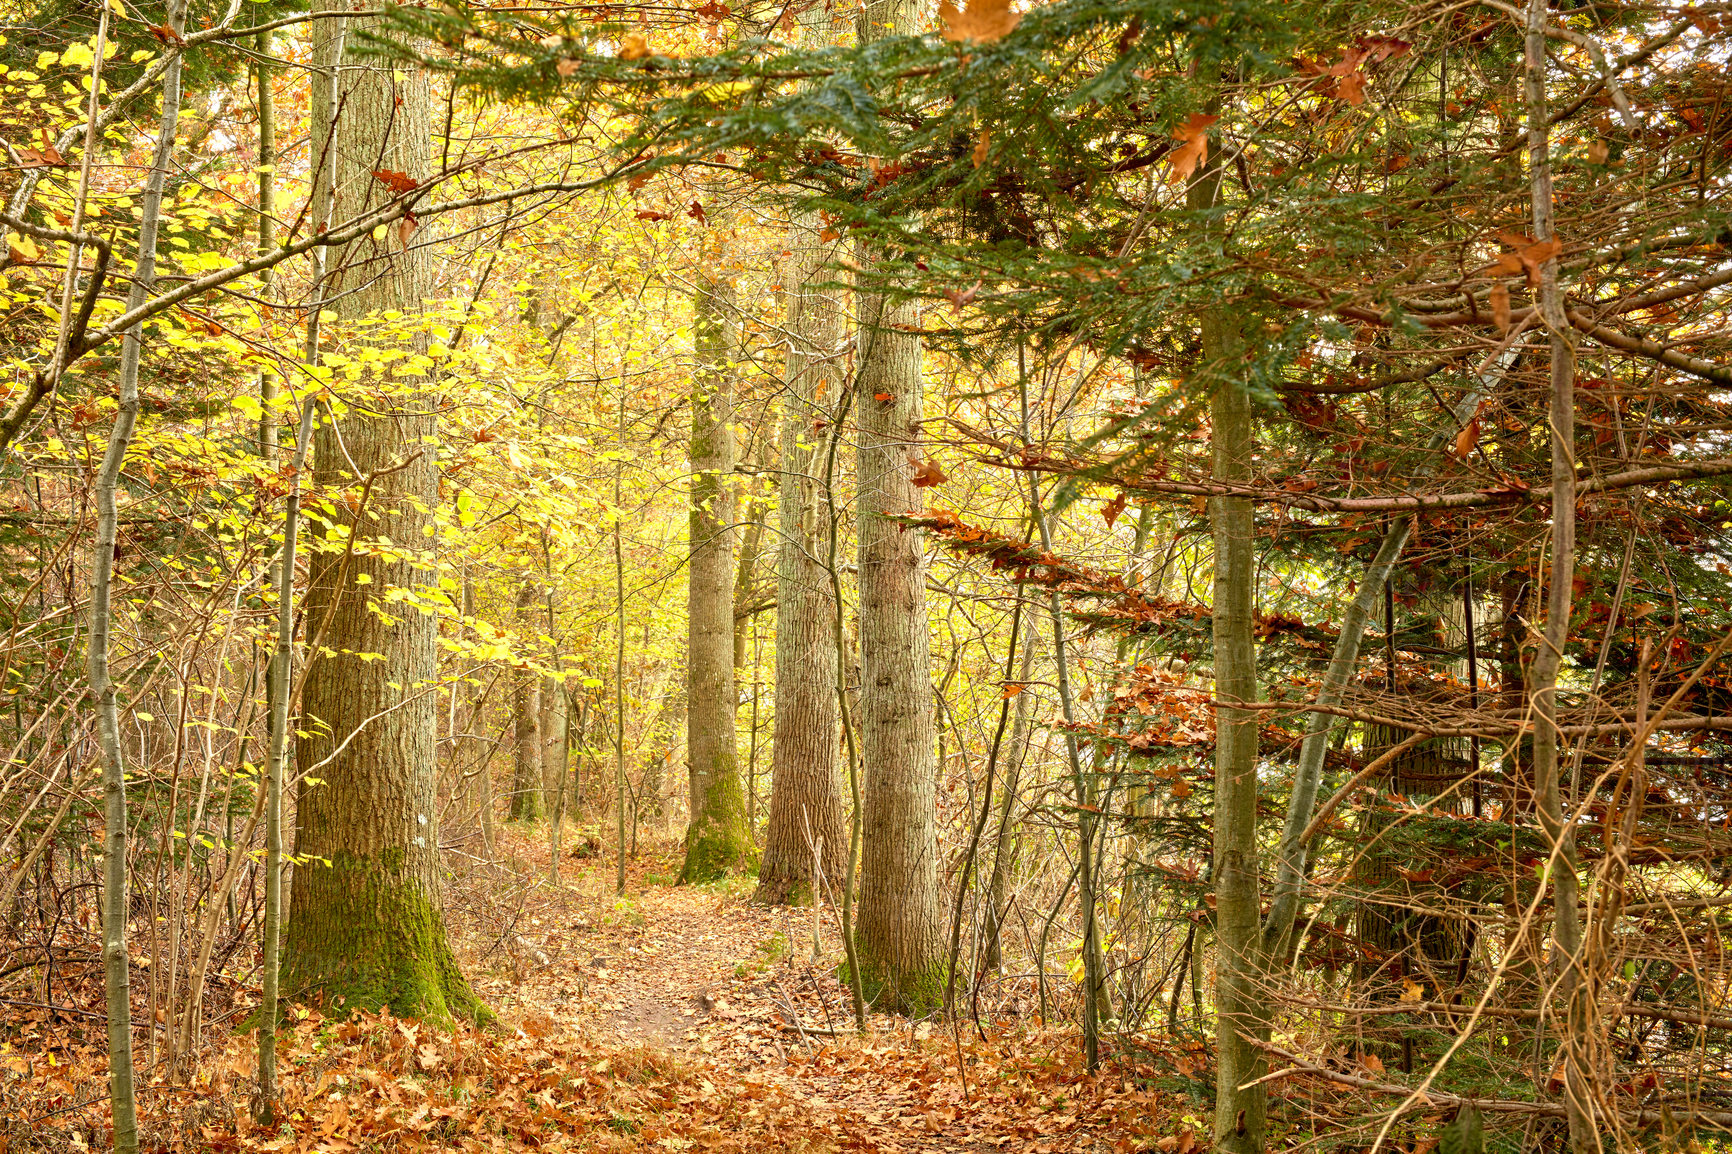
[444,843,1160,1152]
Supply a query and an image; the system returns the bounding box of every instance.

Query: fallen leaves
[938,0,1020,43]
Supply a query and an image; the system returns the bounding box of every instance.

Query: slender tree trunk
[90,7,159,1148]
[983,621,1038,972]
[509,577,544,822]
[1523,2,1590,1146]
[851,0,943,1000]
[462,571,496,857]
[1191,153,1266,1154]
[680,276,749,882]
[756,211,847,906]
[283,6,484,1024]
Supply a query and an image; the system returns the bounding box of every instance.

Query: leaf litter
[1,828,1198,1152]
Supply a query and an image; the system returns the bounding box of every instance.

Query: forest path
[452,837,1161,1152]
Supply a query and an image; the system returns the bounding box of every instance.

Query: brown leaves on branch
[371,168,420,195]
[1489,231,1562,287]
[909,457,948,487]
[1167,113,1217,184]
[938,0,1020,44]
[17,128,65,169]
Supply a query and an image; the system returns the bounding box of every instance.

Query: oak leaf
[372,168,419,194]
[1167,113,1218,184]
[1100,492,1126,529]
[910,458,948,487]
[938,0,1020,43]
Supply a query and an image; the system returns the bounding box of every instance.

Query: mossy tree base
[844,956,947,1018]
[282,851,490,1027]
[679,752,751,884]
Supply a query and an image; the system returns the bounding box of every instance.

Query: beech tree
[681,275,751,882]
[281,5,484,1022]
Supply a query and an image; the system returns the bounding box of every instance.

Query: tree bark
[851,0,943,1002]
[90,6,163,1147]
[283,5,484,1024]
[1523,2,1590,1146]
[680,276,749,882]
[509,577,544,822]
[1191,154,1266,1154]
[982,621,1038,972]
[756,214,848,906]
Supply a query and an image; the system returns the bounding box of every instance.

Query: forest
[1,0,1730,1150]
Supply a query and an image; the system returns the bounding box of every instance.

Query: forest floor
[3,825,1203,1153]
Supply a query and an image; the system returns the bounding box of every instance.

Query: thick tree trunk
[851,8,943,1001]
[509,577,544,822]
[680,277,749,882]
[1191,158,1266,1154]
[756,218,848,906]
[283,6,484,1024]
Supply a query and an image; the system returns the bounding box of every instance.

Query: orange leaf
[1451,415,1480,461]
[619,32,650,60]
[396,213,418,246]
[873,392,896,403]
[1167,113,1218,184]
[371,168,418,194]
[1100,492,1127,529]
[910,458,948,488]
[1170,778,1193,799]
[1001,682,1025,699]
[1336,70,1365,105]
[1489,281,1510,331]
[938,0,1020,43]
[972,129,993,168]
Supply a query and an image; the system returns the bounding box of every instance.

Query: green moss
[282,850,492,1027]
[843,955,948,1017]
[679,758,752,884]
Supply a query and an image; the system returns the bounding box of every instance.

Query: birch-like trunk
[91,6,175,1148]
[509,577,544,822]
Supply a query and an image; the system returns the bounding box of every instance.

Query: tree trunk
[680,276,749,882]
[91,6,172,1145]
[983,622,1038,972]
[1522,2,1590,1146]
[283,6,484,1024]
[851,0,943,1001]
[756,214,848,906]
[509,577,544,822]
[1191,155,1266,1154]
